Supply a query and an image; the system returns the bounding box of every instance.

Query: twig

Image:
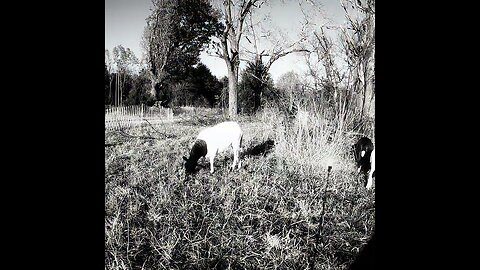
[143,118,162,134]
[319,166,333,234]
[144,118,177,139]
[117,130,157,140]
[105,142,124,147]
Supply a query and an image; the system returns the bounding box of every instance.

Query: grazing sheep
[353,136,374,174]
[183,121,243,173]
[366,148,375,189]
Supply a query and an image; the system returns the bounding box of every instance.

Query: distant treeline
[106,0,375,123]
[104,59,224,108]
[105,45,277,114]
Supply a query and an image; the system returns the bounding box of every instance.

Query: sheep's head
[183,139,207,174]
[183,156,197,174]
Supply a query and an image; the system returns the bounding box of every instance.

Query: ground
[105,108,375,270]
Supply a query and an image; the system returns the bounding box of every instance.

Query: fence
[105,104,174,131]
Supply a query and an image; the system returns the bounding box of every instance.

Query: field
[105,107,375,269]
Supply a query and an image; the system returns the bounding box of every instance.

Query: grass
[105,107,375,269]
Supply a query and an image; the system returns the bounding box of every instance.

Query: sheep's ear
[183,156,188,161]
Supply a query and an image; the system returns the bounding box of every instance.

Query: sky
[105,0,347,83]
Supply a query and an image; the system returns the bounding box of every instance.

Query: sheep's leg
[232,149,238,170]
[209,155,215,173]
[232,139,242,170]
[366,171,373,189]
[236,148,241,169]
[366,150,375,189]
[236,135,243,169]
[237,151,241,169]
[208,149,217,173]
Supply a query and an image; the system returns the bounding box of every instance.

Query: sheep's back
[197,122,242,153]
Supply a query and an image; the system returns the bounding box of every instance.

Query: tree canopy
[143,0,223,100]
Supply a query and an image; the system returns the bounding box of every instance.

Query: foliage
[238,59,274,114]
[217,76,229,109]
[153,63,223,108]
[143,0,223,100]
[185,63,223,107]
[112,45,139,75]
[106,45,141,106]
[125,69,153,106]
[105,51,222,108]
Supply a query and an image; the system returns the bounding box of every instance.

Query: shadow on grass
[347,233,375,270]
[241,139,275,158]
[105,142,123,147]
[184,139,275,176]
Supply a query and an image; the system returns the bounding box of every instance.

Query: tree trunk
[120,73,123,106]
[253,88,260,112]
[344,87,351,123]
[150,77,158,100]
[115,72,119,107]
[360,89,365,120]
[368,84,375,117]
[109,79,112,105]
[227,66,238,118]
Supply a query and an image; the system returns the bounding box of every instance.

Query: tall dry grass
[261,101,372,180]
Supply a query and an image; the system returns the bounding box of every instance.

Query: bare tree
[105,50,114,105]
[112,46,139,106]
[210,0,313,117]
[243,10,309,73]
[245,10,310,113]
[209,0,266,118]
[340,0,375,120]
[276,71,303,111]
[304,27,346,114]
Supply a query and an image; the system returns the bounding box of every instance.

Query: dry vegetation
[105,107,375,269]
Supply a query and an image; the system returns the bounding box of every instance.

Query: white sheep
[366,148,375,190]
[183,121,243,173]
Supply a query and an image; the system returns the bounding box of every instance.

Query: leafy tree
[217,76,229,109]
[143,0,222,102]
[186,63,222,107]
[238,57,274,114]
[276,71,302,109]
[158,64,222,108]
[126,69,152,105]
[112,45,139,106]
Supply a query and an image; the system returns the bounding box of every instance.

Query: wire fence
[105,104,174,131]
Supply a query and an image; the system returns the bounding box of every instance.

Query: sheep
[183,121,243,173]
[353,136,374,174]
[352,136,375,188]
[366,148,375,190]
